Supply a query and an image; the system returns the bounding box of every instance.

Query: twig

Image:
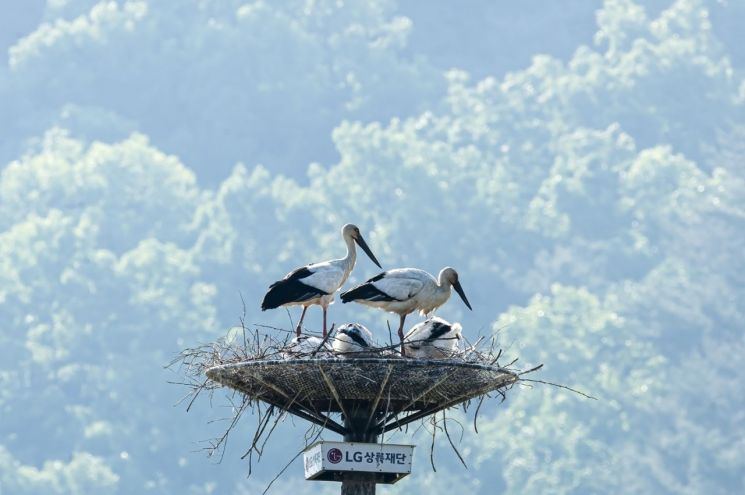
[521,378,597,400]
[169,320,560,484]
[473,394,486,434]
[429,414,437,472]
[312,324,335,356]
[240,292,248,351]
[442,410,468,469]
[261,428,324,495]
[518,363,543,376]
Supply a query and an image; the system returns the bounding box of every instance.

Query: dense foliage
[1,1,743,494]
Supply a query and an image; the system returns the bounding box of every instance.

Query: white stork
[332,323,374,356]
[403,317,462,359]
[282,335,332,358]
[261,224,381,337]
[340,267,471,355]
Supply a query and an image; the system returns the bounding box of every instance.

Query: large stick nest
[169,323,549,489]
[206,357,518,436]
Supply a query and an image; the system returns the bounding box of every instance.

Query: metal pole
[341,402,378,495]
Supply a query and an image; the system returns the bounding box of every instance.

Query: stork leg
[296,306,308,337]
[398,314,407,357]
[322,306,328,339]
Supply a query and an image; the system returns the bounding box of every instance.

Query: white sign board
[304,441,414,480]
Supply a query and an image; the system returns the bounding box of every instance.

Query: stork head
[451,322,463,339]
[336,323,372,345]
[342,224,382,268]
[439,267,472,310]
[337,322,373,346]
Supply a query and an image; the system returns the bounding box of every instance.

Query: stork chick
[403,317,462,359]
[281,335,332,359]
[332,323,375,356]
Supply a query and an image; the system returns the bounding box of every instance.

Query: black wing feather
[365,272,387,283]
[340,271,399,303]
[261,266,328,310]
[340,282,396,303]
[268,266,313,288]
[339,328,370,348]
[426,321,452,341]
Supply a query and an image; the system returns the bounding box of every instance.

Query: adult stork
[340,267,472,355]
[403,317,462,359]
[261,224,381,337]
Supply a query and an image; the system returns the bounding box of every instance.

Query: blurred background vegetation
[1,1,744,493]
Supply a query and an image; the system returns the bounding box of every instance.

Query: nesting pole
[341,407,378,494]
[206,356,518,494]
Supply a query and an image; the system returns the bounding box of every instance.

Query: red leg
[296,306,308,337]
[398,314,407,357]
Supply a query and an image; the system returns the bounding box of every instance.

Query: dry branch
[167,318,590,492]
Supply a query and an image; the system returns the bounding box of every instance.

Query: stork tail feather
[261,279,327,310]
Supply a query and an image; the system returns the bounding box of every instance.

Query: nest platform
[206,358,517,437]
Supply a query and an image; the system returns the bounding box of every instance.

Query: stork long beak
[453,280,472,310]
[355,234,382,268]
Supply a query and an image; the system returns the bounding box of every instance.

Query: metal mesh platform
[206,358,517,436]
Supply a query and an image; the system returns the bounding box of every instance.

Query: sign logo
[327,448,343,464]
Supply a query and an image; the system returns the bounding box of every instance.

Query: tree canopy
[1,1,744,493]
